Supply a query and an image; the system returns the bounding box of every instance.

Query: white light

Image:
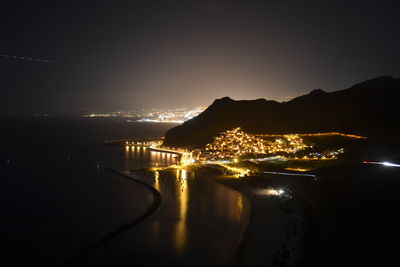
[364,161,400,168]
[382,162,400,167]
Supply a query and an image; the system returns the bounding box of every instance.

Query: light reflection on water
[123,145,176,169]
[174,169,188,254]
[131,168,250,265]
[154,170,160,191]
[101,145,251,265]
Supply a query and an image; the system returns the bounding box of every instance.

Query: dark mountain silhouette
[163,76,400,148]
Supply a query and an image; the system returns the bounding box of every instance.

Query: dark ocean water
[0,117,250,267]
[0,117,178,266]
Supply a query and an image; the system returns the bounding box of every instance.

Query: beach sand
[216,175,311,266]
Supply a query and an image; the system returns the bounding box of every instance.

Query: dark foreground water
[0,117,249,266]
[74,169,249,266]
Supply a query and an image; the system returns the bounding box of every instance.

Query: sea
[0,117,249,266]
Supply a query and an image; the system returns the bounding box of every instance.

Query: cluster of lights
[218,163,251,177]
[146,144,195,166]
[83,107,205,123]
[254,148,344,161]
[137,107,205,123]
[204,127,308,160]
[84,111,138,118]
[255,132,366,139]
[300,148,345,160]
[125,140,163,147]
[275,148,344,161]
[84,113,115,118]
[150,145,190,153]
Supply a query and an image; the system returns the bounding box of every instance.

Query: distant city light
[83,107,205,123]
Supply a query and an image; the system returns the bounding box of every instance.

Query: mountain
[163,76,400,148]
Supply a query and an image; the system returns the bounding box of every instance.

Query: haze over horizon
[1,0,399,114]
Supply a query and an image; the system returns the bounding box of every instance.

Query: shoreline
[58,164,316,266]
[221,183,252,267]
[215,174,314,266]
[134,166,253,266]
[150,164,316,265]
[193,169,252,267]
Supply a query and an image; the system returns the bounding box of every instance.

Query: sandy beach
[215,173,317,266]
[218,163,400,266]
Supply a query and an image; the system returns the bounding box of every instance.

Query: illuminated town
[117,128,350,176]
[3,1,400,266]
[83,107,205,123]
[137,107,205,123]
[203,127,344,161]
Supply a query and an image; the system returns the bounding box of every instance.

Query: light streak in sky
[0,54,54,63]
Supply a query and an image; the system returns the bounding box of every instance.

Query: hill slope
[163,76,400,148]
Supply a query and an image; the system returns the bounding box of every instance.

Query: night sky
[1,0,399,114]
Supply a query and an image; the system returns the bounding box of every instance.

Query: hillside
[163,76,400,149]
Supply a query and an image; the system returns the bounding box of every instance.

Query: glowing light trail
[0,54,54,63]
[363,161,400,167]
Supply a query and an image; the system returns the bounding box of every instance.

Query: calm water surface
[77,167,249,266]
[0,118,249,266]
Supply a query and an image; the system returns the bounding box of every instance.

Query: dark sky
[1,0,399,114]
